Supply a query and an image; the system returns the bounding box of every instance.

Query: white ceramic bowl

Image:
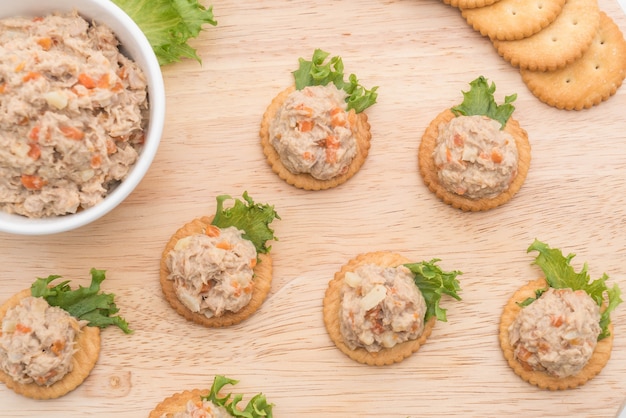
[0,0,165,235]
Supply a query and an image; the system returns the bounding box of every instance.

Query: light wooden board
[1,1,626,416]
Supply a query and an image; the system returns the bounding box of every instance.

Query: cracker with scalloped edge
[499,278,614,390]
[149,388,210,418]
[160,216,273,328]
[520,11,626,110]
[418,109,531,212]
[462,0,567,41]
[260,86,371,191]
[492,0,600,71]
[443,0,502,8]
[0,289,101,399]
[323,251,436,366]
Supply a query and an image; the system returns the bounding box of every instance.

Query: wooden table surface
[2,1,626,416]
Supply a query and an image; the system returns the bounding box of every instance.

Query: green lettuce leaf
[211,192,280,255]
[204,375,274,418]
[525,239,622,340]
[403,259,462,322]
[450,76,516,129]
[111,0,217,66]
[30,268,132,334]
[292,49,378,113]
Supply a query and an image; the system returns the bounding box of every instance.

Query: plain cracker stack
[454,0,626,110]
[520,12,626,110]
[491,0,600,71]
[461,0,567,41]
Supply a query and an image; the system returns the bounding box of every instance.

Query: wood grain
[1,1,626,416]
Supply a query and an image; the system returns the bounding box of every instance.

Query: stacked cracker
[450,0,626,110]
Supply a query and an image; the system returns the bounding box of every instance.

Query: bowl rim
[0,0,165,236]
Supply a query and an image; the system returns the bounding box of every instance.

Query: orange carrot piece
[205,225,220,237]
[60,125,84,140]
[216,241,232,250]
[453,133,464,147]
[78,73,96,89]
[330,107,346,127]
[97,73,110,89]
[21,174,47,190]
[15,323,32,334]
[550,315,564,327]
[491,150,503,163]
[28,126,40,141]
[298,120,314,132]
[111,82,124,92]
[295,103,313,117]
[28,143,41,160]
[37,37,52,51]
[324,135,340,163]
[51,340,65,356]
[22,72,41,82]
[90,154,102,168]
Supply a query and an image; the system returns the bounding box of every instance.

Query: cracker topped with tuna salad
[160,192,280,328]
[500,240,622,390]
[149,375,274,418]
[323,251,462,366]
[260,49,377,190]
[0,269,131,399]
[0,12,149,218]
[418,76,531,211]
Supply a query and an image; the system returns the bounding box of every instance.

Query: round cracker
[0,289,101,399]
[442,0,502,8]
[520,12,626,110]
[418,109,531,212]
[149,388,210,418]
[499,278,614,390]
[322,251,437,366]
[462,0,567,41]
[492,0,600,71]
[259,86,372,191]
[160,216,273,327]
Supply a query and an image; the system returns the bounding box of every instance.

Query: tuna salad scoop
[323,251,462,366]
[0,269,130,399]
[160,192,280,328]
[260,49,376,190]
[340,263,428,353]
[418,76,531,211]
[499,240,622,390]
[508,287,601,378]
[0,11,149,218]
[0,296,83,387]
[269,84,358,181]
[166,226,258,318]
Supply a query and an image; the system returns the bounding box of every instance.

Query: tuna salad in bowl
[0,0,165,235]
